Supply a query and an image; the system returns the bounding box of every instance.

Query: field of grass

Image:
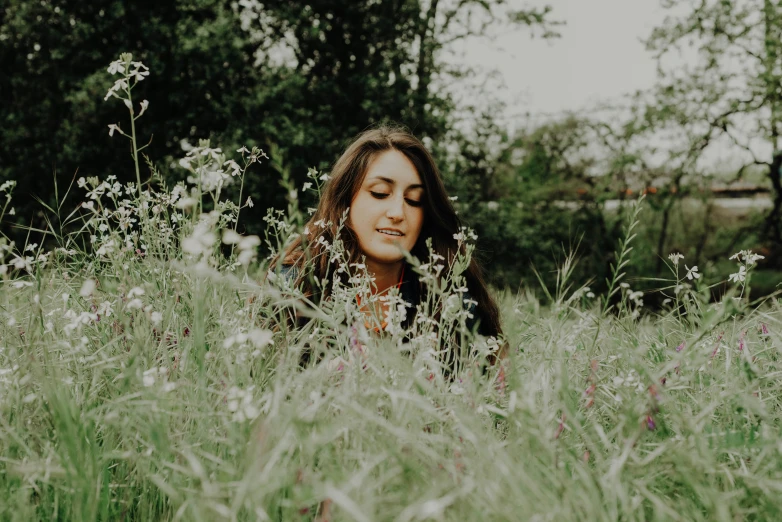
[2,54,782,522]
[1,217,781,521]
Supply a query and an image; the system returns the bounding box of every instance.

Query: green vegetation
[1,56,781,520]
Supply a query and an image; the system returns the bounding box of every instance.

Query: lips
[377,228,404,237]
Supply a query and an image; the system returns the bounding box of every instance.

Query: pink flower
[646,415,656,431]
[675,341,686,352]
[554,414,566,439]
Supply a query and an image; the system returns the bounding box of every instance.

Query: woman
[270,124,504,363]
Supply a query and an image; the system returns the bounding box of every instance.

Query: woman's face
[349,149,425,269]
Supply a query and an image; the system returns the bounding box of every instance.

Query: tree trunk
[415,0,439,134]
[654,197,674,274]
[764,151,782,245]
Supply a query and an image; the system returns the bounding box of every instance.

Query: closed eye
[370,191,423,207]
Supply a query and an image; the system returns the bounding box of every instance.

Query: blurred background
[1,0,780,301]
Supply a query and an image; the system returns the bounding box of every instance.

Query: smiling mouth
[377,229,404,237]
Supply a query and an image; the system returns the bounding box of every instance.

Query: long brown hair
[271,124,503,339]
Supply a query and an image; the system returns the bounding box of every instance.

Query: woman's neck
[366,261,403,295]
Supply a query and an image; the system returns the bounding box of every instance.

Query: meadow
[1,54,782,522]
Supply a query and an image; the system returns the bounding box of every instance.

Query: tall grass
[0,54,781,521]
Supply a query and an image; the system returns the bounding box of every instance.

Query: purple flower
[761,323,770,336]
[646,415,656,431]
[675,341,685,353]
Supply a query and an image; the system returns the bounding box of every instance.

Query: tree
[0,0,560,250]
[644,0,782,255]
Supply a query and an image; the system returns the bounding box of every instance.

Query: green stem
[126,88,142,201]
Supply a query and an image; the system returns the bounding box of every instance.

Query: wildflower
[684,265,700,280]
[728,265,746,283]
[236,146,250,154]
[182,222,217,256]
[668,253,684,265]
[554,414,566,439]
[107,58,125,75]
[143,370,156,387]
[761,323,770,336]
[226,386,259,422]
[247,329,273,348]
[675,341,685,352]
[245,197,254,208]
[222,230,242,245]
[646,415,656,430]
[138,99,149,116]
[150,311,163,326]
[79,279,97,297]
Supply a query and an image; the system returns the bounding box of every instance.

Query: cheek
[408,209,425,239]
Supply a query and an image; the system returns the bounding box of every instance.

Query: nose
[385,194,405,221]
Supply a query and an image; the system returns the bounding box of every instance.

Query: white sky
[460,0,667,121]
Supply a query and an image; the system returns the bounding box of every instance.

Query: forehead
[364,150,422,187]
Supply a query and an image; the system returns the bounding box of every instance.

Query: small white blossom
[79,279,97,297]
[685,265,701,280]
[728,265,746,283]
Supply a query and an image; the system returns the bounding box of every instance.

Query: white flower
[319,173,330,182]
[668,252,684,265]
[182,223,216,256]
[175,197,198,210]
[107,59,124,75]
[728,265,746,283]
[238,235,260,251]
[150,311,163,326]
[108,124,120,137]
[143,368,157,387]
[138,99,149,116]
[126,298,143,310]
[127,287,144,299]
[245,196,254,208]
[222,230,241,245]
[685,265,701,280]
[247,329,273,348]
[79,279,97,297]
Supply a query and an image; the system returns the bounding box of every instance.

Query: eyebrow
[369,176,424,190]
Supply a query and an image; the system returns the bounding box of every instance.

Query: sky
[454,0,766,171]
[459,0,668,122]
